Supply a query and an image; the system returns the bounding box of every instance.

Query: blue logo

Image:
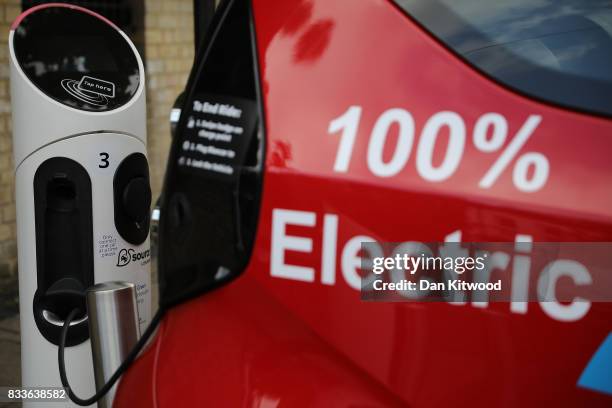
[578,332,612,395]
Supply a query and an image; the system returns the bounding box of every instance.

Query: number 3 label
[99,152,110,168]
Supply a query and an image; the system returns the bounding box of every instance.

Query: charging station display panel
[12,7,140,112]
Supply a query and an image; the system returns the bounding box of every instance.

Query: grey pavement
[0,314,20,407]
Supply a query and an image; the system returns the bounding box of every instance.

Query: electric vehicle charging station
[9,4,151,405]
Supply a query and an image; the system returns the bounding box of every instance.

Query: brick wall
[0,0,195,285]
[144,0,194,198]
[0,0,20,282]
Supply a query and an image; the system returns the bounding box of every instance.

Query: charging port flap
[158,0,264,308]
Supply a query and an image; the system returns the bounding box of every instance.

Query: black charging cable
[58,307,165,406]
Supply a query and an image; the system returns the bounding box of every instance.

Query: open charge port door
[158,0,264,307]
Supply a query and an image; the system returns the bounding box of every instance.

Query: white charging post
[9,4,151,405]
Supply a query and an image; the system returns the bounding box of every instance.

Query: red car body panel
[116,0,612,406]
[116,276,405,407]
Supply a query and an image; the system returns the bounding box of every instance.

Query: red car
[117,0,612,406]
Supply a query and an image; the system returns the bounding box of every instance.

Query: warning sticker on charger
[176,93,257,180]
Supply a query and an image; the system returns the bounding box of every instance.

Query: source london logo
[117,248,134,267]
[117,248,150,267]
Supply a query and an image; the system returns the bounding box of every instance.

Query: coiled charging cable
[58,307,165,406]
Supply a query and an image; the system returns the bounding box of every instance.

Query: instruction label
[176,93,257,180]
[97,234,118,258]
